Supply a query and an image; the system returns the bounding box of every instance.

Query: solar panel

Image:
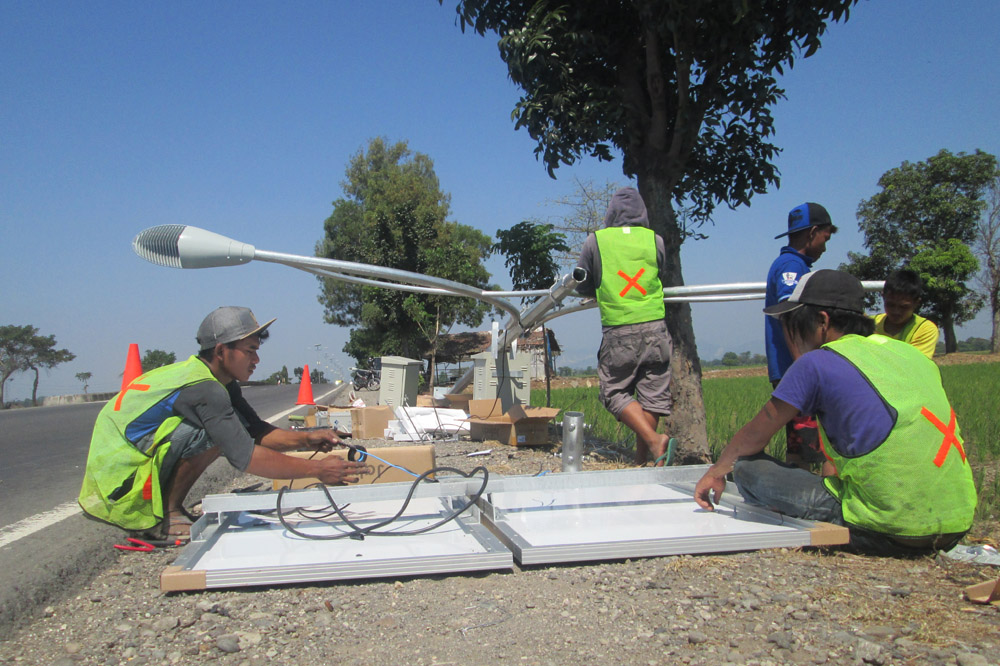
[161,467,847,591]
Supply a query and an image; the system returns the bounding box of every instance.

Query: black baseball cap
[775,202,833,239]
[763,270,865,317]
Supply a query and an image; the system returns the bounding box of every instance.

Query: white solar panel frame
[161,467,846,591]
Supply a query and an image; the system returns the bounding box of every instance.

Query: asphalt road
[0,381,349,639]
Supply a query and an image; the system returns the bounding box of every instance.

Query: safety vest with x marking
[819,334,977,538]
[594,226,665,327]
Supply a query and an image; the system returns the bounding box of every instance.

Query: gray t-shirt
[171,380,272,471]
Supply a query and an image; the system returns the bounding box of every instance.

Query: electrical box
[379,355,422,407]
[472,349,531,412]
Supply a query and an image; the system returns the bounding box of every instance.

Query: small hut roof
[427,328,560,364]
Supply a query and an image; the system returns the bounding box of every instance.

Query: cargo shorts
[597,319,673,419]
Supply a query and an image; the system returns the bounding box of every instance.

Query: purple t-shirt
[771,349,896,457]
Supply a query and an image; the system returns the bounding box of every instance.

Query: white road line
[0,501,82,549]
[265,384,345,422]
[0,383,348,549]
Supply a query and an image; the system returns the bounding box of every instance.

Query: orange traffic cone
[121,343,143,391]
[296,364,315,405]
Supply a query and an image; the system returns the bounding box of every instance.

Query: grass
[534,360,1000,529]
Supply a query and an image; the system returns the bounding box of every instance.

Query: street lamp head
[132,225,256,269]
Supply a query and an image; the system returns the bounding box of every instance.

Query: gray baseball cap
[196,306,275,350]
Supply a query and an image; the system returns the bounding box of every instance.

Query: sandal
[654,438,677,467]
[165,511,193,540]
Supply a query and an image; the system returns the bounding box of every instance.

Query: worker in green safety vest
[79,307,365,539]
[576,187,673,465]
[694,270,976,555]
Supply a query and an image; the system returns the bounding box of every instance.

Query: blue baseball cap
[775,202,832,239]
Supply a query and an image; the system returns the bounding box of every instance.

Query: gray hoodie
[575,187,667,298]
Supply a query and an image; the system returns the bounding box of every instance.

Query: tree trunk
[943,308,957,354]
[637,175,711,464]
[31,366,40,406]
[992,293,1000,354]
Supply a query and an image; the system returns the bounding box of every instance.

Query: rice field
[533,361,1000,525]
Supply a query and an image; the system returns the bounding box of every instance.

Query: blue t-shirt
[765,247,815,381]
[771,348,895,458]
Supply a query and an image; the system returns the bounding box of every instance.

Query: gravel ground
[2,435,999,666]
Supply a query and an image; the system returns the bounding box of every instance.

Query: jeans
[732,453,964,557]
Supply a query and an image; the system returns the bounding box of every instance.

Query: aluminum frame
[161,467,847,591]
[162,479,512,592]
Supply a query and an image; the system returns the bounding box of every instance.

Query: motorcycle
[350,359,381,392]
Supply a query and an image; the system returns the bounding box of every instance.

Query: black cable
[274,465,489,541]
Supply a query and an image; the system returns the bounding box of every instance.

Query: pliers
[114,537,185,551]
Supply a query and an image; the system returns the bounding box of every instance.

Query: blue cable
[360,449,421,478]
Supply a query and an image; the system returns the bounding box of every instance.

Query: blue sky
[2,1,998,400]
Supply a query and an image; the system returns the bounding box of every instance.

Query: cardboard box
[305,406,353,432]
[272,444,436,489]
[467,402,560,447]
[443,392,472,411]
[468,399,504,419]
[351,405,396,440]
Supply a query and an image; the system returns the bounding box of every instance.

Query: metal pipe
[254,250,522,323]
[450,268,586,394]
[561,411,585,473]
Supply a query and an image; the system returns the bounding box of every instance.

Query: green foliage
[1,324,37,405]
[842,149,999,350]
[720,352,740,367]
[940,362,1000,521]
[909,239,983,327]
[702,351,767,367]
[75,372,92,393]
[701,375,787,459]
[556,365,598,377]
[0,324,75,406]
[141,349,176,371]
[316,137,493,363]
[854,149,997,262]
[492,220,569,300]
[448,0,857,220]
[264,365,291,385]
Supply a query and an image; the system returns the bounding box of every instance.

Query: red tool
[114,537,185,551]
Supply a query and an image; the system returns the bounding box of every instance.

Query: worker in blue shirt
[764,202,837,470]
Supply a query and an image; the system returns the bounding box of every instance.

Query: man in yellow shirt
[873,269,939,358]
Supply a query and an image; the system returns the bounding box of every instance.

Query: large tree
[974,176,1000,353]
[0,325,75,407]
[26,335,75,406]
[843,149,998,352]
[908,240,983,352]
[444,0,858,461]
[0,325,34,407]
[493,220,570,404]
[316,138,493,363]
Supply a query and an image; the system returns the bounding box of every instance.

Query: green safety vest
[594,227,665,326]
[78,356,219,531]
[819,335,976,537]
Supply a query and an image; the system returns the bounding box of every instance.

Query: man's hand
[694,467,727,511]
[315,457,366,485]
[304,429,340,453]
